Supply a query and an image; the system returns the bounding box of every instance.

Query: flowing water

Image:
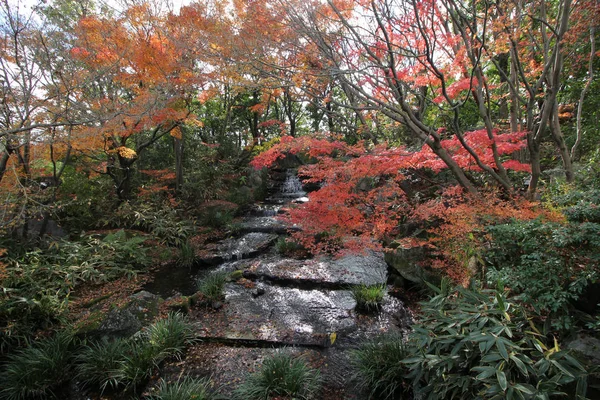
[142,169,411,398]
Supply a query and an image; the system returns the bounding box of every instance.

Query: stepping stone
[245,251,388,287]
[196,232,278,265]
[193,283,357,346]
[238,216,289,234]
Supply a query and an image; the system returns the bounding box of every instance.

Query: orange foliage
[253,134,544,281]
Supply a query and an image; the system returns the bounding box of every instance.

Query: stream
[142,170,413,398]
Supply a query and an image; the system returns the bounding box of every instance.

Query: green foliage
[196,272,229,304]
[0,331,76,400]
[275,237,307,257]
[76,337,129,393]
[403,285,589,400]
[485,219,600,329]
[113,339,162,391]
[56,167,117,232]
[235,353,322,400]
[177,241,196,268]
[196,201,237,229]
[350,284,386,312]
[115,203,195,247]
[145,312,196,359]
[1,231,151,353]
[351,334,411,399]
[146,376,217,400]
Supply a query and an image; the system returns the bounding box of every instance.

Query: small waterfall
[281,172,305,195]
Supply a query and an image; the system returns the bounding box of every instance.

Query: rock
[384,246,441,285]
[248,251,388,287]
[273,153,303,170]
[238,216,289,234]
[166,295,190,314]
[193,283,357,346]
[565,333,600,398]
[565,334,600,366]
[197,232,278,264]
[93,291,162,337]
[251,287,266,298]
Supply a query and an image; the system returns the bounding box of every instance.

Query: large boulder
[89,291,162,337]
[384,246,441,285]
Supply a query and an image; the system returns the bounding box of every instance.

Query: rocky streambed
[116,171,412,398]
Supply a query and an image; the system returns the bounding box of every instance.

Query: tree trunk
[174,135,184,192]
[549,104,574,182]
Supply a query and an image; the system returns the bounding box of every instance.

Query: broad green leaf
[496,370,508,391]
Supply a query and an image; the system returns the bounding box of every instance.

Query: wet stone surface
[196,232,278,264]
[238,216,289,234]
[193,282,357,346]
[243,251,388,287]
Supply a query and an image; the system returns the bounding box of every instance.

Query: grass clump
[76,337,129,393]
[145,312,196,358]
[113,339,161,391]
[351,284,386,312]
[351,335,411,399]
[275,237,307,257]
[0,331,75,400]
[146,375,216,400]
[196,271,229,303]
[235,352,321,400]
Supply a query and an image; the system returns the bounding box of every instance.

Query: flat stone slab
[238,216,289,234]
[196,233,278,264]
[244,251,388,287]
[193,283,357,346]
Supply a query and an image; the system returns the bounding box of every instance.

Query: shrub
[402,284,589,400]
[113,339,161,391]
[196,272,229,303]
[112,202,195,248]
[0,331,75,400]
[235,353,321,400]
[351,334,411,399]
[350,284,386,312]
[76,337,129,393]
[275,237,307,257]
[1,231,151,352]
[177,241,196,268]
[145,312,196,358]
[146,376,216,400]
[485,219,600,330]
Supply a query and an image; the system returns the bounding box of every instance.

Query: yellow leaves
[113,146,137,159]
[170,126,183,140]
[184,117,204,128]
[329,332,337,345]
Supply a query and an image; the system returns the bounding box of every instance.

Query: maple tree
[251,133,540,280]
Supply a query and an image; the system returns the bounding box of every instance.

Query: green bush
[177,241,196,268]
[146,376,217,400]
[0,331,76,400]
[113,339,162,391]
[113,203,195,248]
[1,231,151,353]
[196,272,229,304]
[485,219,600,330]
[350,284,386,312]
[402,284,588,400]
[275,237,307,257]
[351,334,411,399]
[235,353,321,400]
[76,337,129,393]
[197,201,238,229]
[145,312,196,358]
